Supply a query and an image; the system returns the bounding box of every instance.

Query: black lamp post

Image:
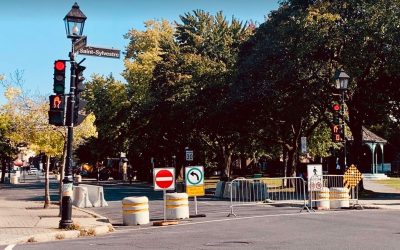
[334,69,350,168]
[59,2,86,229]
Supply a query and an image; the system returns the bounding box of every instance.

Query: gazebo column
[366,143,377,174]
[379,143,384,173]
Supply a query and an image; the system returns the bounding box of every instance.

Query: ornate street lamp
[64,2,87,39]
[334,69,350,168]
[334,70,350,91]
[59,2,86,229]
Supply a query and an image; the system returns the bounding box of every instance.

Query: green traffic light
[53,84,65,94]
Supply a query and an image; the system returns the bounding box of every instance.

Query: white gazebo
[349,127,388,175]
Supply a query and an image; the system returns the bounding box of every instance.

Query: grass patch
[375,178,400,190]
[80,228,96,237]
[27,237,37,243]
[64,222,81,231]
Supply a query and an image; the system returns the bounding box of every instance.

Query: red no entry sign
[154,168,175,190]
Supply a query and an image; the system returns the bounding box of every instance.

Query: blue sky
[0,0,280,103]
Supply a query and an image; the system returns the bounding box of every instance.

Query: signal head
[332,103,340,111]
[54,60,66,71]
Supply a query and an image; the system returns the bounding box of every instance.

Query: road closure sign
[185,166,205,197]
[154,168,175,190]
[307,164,323,191]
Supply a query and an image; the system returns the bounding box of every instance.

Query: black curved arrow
[190,171,200,181]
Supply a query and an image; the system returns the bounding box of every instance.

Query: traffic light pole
[59,41,76,229]
[342,91,347,168]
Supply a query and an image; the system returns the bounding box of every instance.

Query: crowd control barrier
[166,193,189,220]
[309,175,357,209]
[79,184,108,207]
[228,177,309,216]
[122,196,150,225]
[72,186,92,208]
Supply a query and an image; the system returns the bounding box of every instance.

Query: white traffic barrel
[316,187,330,210]
[122,196,150,225]
[330,187,350,209]
[166,193,189,220]
[74,175,82,183]
[10,176,19,184]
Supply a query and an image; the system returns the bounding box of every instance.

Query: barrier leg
[227,183,236,217]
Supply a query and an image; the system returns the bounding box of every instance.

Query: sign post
[185,166,206,217]
[153,168,175,222]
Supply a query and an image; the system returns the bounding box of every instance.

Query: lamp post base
[59,219,73,229]
[59,195,73,229]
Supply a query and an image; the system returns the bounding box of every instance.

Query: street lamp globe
[334,69,350,91]
[64,2,87,38]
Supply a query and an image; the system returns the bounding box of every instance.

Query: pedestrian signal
[49,95,66,126]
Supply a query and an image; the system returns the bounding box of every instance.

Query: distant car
[28,167,39,175]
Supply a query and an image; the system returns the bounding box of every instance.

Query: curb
[72,206,110,221]
[0,224,114,246]
[362,204,400,210]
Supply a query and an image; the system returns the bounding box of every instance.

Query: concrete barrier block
[166,193,189,220]
[80,184,108,207]
[123,196,150,225]
[214,181,225,198]
[72,186,92,208]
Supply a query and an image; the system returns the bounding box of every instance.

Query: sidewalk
[359,179,400,209]
[0,184,113,246]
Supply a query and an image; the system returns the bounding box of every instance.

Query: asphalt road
[3,176,400,250]
[13,209,400,250]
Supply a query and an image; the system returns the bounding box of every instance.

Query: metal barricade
[228,177,309,216]
[323,175,344,188]
[309,175,360,209]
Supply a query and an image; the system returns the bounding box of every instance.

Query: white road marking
[117,209,375,233]
[5,244,16,250]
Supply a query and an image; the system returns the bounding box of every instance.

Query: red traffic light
[332,103,340,111]
[54,60,66,71]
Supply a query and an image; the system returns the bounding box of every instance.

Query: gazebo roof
[348,126,387,144]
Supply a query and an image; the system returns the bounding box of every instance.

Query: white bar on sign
[156,177,173,181]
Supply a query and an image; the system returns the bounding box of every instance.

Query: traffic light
[53,60,66,94]
[331,102,342,142]
[332,103,341,125]
[48,94,67,126]
[74,65,87,126]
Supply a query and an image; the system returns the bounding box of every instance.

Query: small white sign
[185,150,194,161]
[301,137,307,154]
[307,164,323,191]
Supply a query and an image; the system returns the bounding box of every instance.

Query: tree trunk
[44,155,51,209]
[281,146,287,178]
[1,158,7,183]
[348,119,363,168]
[220,144,232,180]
